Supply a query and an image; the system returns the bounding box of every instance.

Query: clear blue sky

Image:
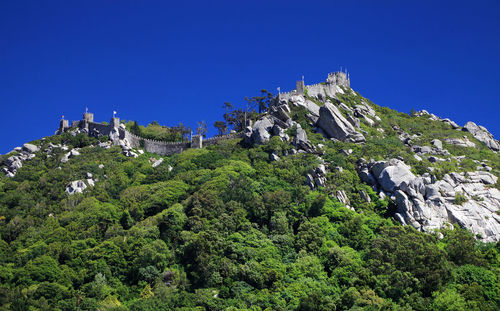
[1,1,499,153]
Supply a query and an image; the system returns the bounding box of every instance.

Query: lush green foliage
[124,120,191,142]
[0,90,499,310]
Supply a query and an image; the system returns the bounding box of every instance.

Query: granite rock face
[358,159,500,242]
[444,137,476,148]
[463,122,500,151]
[66,180,87,195]
[2,143,41,177]
[250,116,274,145]
[317,102,365,143]
[22,143,39,154]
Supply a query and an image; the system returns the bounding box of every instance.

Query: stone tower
[191,135,203,149]
[326,72,350,88]
[83,112,94,123]
[59,119,69,133]
[296,80,305,95]
[110,117,120,129]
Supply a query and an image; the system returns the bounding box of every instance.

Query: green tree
[213,120,227,135]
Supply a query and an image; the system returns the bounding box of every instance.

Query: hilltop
[0,72,499,310]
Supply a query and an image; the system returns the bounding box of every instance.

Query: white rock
[66,180,87,195]
[152,158,164,168]
[22,143,39,153]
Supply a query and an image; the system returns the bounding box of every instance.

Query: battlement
[276,70,351,102]
[57,112,242,156]
[326,71,350,88]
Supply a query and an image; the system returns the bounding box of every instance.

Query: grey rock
[336,190,350,206]
[358,168,377,186]
[347,114,360,128]
[431,139,442,149]
[442,118,460,129]
[376,160,416,192]
[22,143,39,153]
[66,180,87,195]
[250,116,274,145]
[444,137,476,148]
[152,158,164,168]
[293,124,314,152]
[272,104,291,122]
[360,190,371,203]
[270,152,280,161]
[317,102,365,143]
[463,122,500,151]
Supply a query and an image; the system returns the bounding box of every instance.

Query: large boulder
[22,143,39,153]
[317,102,365,143]
[66,180,87,195]
[271,104,292,123]
[376,160,416,192]
[250,116,274,145]
[293,124,314,152]
[287,94,320,121]
[444,137,476,148]
[463,122,500,151]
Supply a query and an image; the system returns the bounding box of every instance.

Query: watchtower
[191,135,203,149]
[296,81,304,94]
[59,119,69,133]
[83,112,94,123]
[326,71,350,88]
[110,117,120,129]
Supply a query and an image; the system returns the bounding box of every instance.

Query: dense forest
[0,87,499,310]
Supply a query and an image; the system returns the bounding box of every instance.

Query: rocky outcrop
[317,102,365,143]
[444,136,476,148]
[2,143,40,177]
[66,180,87,195]
[463,122,500,151]
[61,149,81,163]
[250,116,274,145]
[374,159,416,192]
[358,159,500,242]
[22,143,39,154]
[152,158,163,168]
[307,161,327,189]
[293,124,315,153]
[118,138,138,158]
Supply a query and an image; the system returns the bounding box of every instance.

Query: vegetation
[0,88,499,310]
[125,120,191,142]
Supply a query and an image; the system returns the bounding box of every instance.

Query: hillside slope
[0,72,499,310]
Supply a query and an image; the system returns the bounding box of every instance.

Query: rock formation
[358,159,500,242]
[463,122,500,151]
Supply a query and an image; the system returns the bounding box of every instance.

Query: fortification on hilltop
[57,113,241,156]
[279,71,350,101]
[57,70,349,156]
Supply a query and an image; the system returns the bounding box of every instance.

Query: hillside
[0,72,499,310]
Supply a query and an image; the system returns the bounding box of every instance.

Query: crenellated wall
[123,130,192,155]
[276,71,350,103]
[58,116,242,156]
[203,132,243,147]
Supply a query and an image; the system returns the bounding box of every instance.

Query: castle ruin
[57,114,241,156]
[280,71,350,101]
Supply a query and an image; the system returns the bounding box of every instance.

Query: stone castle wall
[277,71,349,103]
[59,117,242,156]
[203,132,243,147]
[123,130,191,156]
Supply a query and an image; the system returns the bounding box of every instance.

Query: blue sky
[1,1,499,153]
